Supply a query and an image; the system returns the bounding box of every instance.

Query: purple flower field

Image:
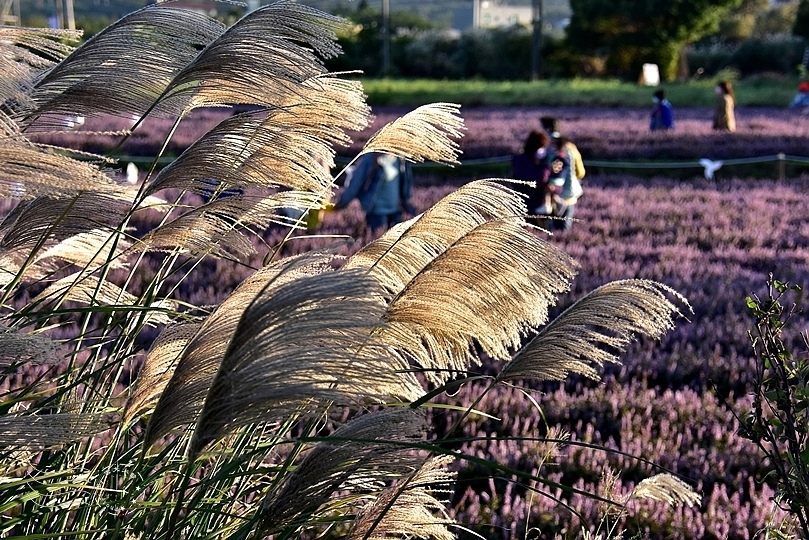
[19,106,809,538]
[30,106,809,164]
[368,106,809,161]
[309,173,809,539]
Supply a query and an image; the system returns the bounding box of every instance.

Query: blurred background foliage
[18,0,809,82]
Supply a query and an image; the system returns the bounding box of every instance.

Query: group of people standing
[335,78,808,234]
[511,116,585,231]
[649,81,737,132]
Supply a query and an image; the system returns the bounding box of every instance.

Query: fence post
[777,153,785,182]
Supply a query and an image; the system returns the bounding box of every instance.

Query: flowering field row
[29,106,809,165]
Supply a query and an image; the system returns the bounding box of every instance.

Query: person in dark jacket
[650,89,674,131]
[336,152,415,231]
[511,130,551,221]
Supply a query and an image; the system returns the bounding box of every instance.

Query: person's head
[523,130,549,155]
[552,135,569,151]
[716,80,733,98]
[540,116,559,135]
[799,81,809,93]
[653,89,665,102]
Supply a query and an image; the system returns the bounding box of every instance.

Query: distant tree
[753,2,799,37]
[795,0,809,41]
[328,3,440,76]
[717,0,769,42]
[567,0,743,80]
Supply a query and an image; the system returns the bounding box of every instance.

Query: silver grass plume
[500,279,690,382]
[32,272,176,327]
[157,1,345,114]
[595,468,624,518]
[189,266,423,455]
[0,27,80,119]
[123,321,202,426]
[258,408,428,535]
[361,103,465,165]
[134,192,323,259]
[0,111,21,138]
[145,75,370,196]
[381,219,577,385]
[30,229,131,278]
[0,412,113,450]
[0,194,134,289]
[145,253,342,447]
[345,180,529,298]
[143,110,334,196]
[0,323,61,368]
[631,473,701,507]
[348,455,458,540]
[26,5,225,127]
[0,139,119,198]
[134,194,261,260]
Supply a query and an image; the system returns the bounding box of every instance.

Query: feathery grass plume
[258,408,428,536]
[145,252,341,447]
[500,279,691,382]
[157,1,344,114]
[0,194,127,252]
[0,140,119,198]
[123,321,202,426]
[143,86,360,197]
[631,473,701,507]
[595,468,625,518]
[0,27,80,118]
[381,219,577,385]
[134,191,324,259]
[25,5,225,128]
[134,195,259,260]
[31,229,130,276]
[190,266,423,455]
[0,412,113,449]
[0,193,134,289]
[285,74,372,147]
[347,455,457,540]
[361,103,465,165]
[0,111,22,138]
[345,180,529,297]
[0,324,61,368]
[32,272,176,327]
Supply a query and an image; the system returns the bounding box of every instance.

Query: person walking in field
[540,116,585,230]
[335,151,416,232]
[712,80,736,132]
[650,89,674,131]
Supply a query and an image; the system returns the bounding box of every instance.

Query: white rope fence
[408,153,809,181]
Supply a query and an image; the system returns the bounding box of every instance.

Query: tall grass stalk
[1,3,698,538]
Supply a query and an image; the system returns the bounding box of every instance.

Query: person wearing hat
[790,81,809,112]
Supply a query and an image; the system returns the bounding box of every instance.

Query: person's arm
[568,143,586,180]
[336,153,374,209]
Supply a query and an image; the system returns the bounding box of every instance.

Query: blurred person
[650,89,674,131]
[712,80,736,132]
[544,135,583,231]
[540,116,586,182]
[511,130,552,221]
[540,116,585,230]
[335,151,415,232]
[789,81,809,113]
